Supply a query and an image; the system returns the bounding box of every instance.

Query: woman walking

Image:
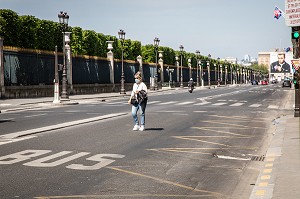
[128,71,148,131]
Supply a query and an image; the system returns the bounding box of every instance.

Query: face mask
[135,79,140,84]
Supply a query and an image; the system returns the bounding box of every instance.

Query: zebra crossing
[95,99,280,109]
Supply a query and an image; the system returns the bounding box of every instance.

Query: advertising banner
[270,52,293,81]
[285,0,300,26]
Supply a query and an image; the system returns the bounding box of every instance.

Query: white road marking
[0,150,125,170]
[25,113,47,118]
[0,104,12,106]
[147,101,161,104]
[194,102,211,106]
[177,101,194,105]
[230,103,244,107]
[156,110,185,113]
[0,136,36,146]
[64,110,84,113]
[212,102,227,106]
[268,105,279,109]
[0,112,128,139]
[159,101,177,105]
[249,104,262,108]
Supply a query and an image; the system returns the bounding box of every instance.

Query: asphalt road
[0,84,293,199]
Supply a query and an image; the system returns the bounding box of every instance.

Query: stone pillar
[176,56,179,82]
[158,51,164,83]
[107,41,114,85]
[225,66,227,86]
[0,37,4,98]
[188,58,192,79]
[64,32,73,93]
[137,55,143,79]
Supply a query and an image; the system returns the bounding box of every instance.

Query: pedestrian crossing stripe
[97,101,278,109]
[230,103,244,106]
[249,104,262,108]
[212,102,227,106]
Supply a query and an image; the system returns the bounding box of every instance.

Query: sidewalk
[250,90,300,199]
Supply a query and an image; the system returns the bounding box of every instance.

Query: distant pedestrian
[128,71,148,131]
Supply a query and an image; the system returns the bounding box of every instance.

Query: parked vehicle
[282,79,292,88]
[261,80,268,85]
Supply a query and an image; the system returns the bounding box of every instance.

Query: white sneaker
[133,125,139,131]
[139,125,145,131]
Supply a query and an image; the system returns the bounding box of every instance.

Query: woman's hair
[134,71,142,80]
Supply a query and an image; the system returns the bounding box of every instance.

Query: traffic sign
[291,59,300,71]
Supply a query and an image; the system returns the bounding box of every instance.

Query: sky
[1,0,291,61]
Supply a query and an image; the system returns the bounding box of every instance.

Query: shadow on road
[145,128,164,131]
[0,119,14,124]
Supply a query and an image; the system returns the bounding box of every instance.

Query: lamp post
[225,65,227,86]
[118,29,126,94]
[179,45,184,88]
[207,54,211,87]
[195,50,200,87]
[154,37,160,90]
[58,11,69,100]
[217,57,220,85]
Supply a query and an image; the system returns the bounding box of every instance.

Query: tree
[0,9,20,46]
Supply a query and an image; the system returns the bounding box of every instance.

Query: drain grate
[251,155,265,161]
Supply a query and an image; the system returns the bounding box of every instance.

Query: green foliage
[36,19,60,51]
[18,15,38,49]
[70,26,84,55]
[0,9,20,46]
[251,63,269,75]
[82,30,99,56]
[141,45,154,63]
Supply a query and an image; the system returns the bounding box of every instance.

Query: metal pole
[231,66,233,85]
[120,43,126,94]
[196,60,199,87]
[155,48,158,90]
[180,54,183,88]
[0,37,4,99]
[61,32,69,100]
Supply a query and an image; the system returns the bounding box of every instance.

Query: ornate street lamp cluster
[179,45,184,88]
[195,50,200,87]
[153,37,160,90]
[58,11,69,100]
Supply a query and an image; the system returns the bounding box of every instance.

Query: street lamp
[179,45,184,88]
[154,37,160,90]
[217,57,220,85]
[58,11,69,100]
[195,50,200,87]
[207,54,211,87]
[118,29,126,94]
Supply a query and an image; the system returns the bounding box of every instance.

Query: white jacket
[131,82,148,97]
